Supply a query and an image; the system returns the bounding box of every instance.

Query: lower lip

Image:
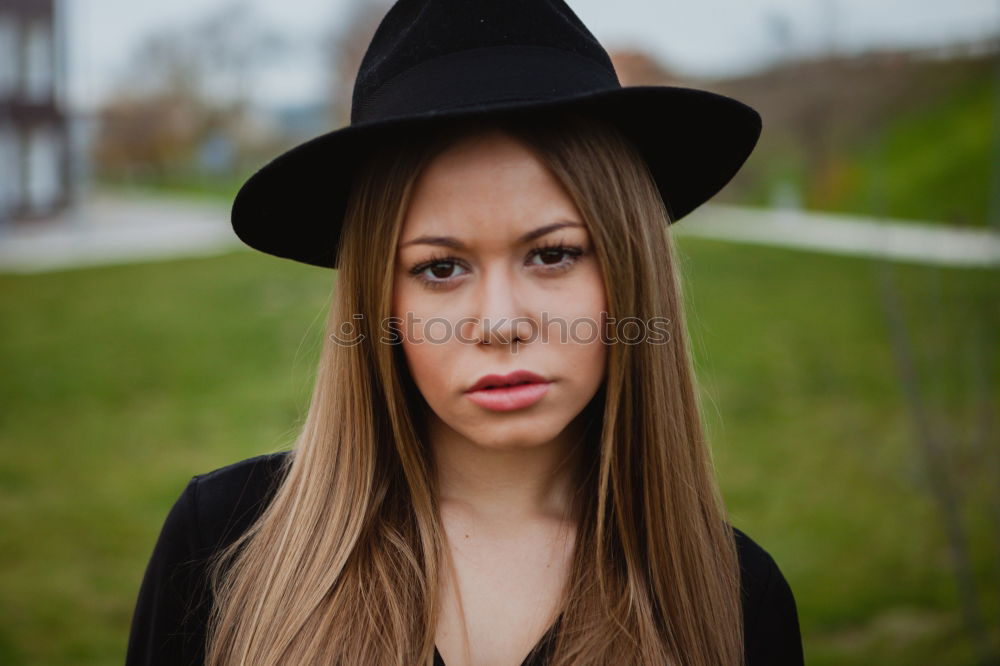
[465,382,551,411]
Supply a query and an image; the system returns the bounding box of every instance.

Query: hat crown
[351,0,618,123]
[232,0,762,269]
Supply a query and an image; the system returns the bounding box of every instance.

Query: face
[392,128,608,451]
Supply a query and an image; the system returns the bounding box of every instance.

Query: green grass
[838,70,997,227]
[0,250,333,664]
[95,169,251,204]
[742,65,999,228]
[674,236,1000,665]
[0,241,997,664]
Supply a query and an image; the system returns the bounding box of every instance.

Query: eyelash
[407,241,585,290]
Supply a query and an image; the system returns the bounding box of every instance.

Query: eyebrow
[398,221,584,250]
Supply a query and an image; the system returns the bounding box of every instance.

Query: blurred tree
[763,10,794,65]
[322,0,392,128]
[610,49,682,87]
[871,126,1000,664]
[93,1,287,183]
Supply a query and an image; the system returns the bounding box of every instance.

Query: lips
[466,369,548,393]
[464,370,551,412]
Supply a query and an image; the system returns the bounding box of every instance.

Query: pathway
[1,194,998,274]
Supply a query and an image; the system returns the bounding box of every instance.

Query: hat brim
[231,85,761,268]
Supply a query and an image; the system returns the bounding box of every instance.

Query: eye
[407,241,585,290]
[408,254,468,290]
[528,242,584,270]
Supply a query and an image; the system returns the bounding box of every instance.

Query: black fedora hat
[231,0,762,269]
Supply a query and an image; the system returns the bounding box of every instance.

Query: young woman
[127,1,804,665]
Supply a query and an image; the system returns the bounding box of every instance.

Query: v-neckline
[432,613,562,666]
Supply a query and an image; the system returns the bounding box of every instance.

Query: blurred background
[0,0,997,664]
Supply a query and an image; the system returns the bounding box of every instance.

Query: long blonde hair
[204,108,743,665]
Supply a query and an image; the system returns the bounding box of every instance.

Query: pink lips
[465,370,551,411]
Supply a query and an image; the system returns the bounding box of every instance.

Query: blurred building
[0,0,71,225]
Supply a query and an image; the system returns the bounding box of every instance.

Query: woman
[127,1,804,665]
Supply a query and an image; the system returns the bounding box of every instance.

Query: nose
[463,262,535,349]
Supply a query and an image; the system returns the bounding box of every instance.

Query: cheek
[394,305,457,404]
[392,275,469,404]
[555,267,608,385]
[392,278,425,344]
[400,339,432,390]
[398,336,441,406]
[562,321,608,388]
[542,263,608,331]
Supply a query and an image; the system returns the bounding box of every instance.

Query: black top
[126,453,804,665]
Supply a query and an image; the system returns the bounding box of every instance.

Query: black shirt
[126,453,805,665]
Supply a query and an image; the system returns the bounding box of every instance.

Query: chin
[463,417,569,450]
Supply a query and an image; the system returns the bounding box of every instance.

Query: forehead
[398,129,582,242]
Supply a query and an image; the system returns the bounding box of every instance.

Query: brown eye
[537,249,565,265]
[408,255,469,289]
[528,244,583,270]
[429,262,457,279]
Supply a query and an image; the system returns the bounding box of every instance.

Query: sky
[65,0,1000,112]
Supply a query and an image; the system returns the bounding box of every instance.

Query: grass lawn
[0,239,997,664]
[736,59,1000,229]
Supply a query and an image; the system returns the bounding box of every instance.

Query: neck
[428,411,592,528]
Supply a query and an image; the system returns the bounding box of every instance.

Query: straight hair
[204,107,744,665]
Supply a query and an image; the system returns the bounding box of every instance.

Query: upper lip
[466,370,549,392]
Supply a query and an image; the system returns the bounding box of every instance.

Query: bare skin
[392,129,608,665]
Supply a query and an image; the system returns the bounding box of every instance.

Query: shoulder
[185,451,292,552]
[731,525,783,606]
[730,525,805,665]
[126,452,291,665]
